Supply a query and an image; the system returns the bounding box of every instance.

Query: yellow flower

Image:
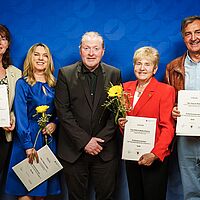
[36,105,49,113]
[108,85,123,97]
[102,83,133,124]
[33,105,51,147]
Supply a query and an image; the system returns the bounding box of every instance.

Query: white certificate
[122,116,156,161]
[176,90,200,136]
[12,145,63,191]
[0,85,10,127]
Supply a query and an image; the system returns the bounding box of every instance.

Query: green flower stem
[33,127,42,148]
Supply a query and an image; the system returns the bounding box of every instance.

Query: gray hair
[181,15,200,35]
[79,31,105,49]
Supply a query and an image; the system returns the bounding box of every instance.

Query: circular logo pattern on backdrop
[104,19,125,41]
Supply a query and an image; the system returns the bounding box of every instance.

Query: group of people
[0,15,199,200]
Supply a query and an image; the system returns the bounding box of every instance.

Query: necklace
[136,81,150,97]
[136,86,144,97]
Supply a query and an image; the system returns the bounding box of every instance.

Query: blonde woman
[6,43,60,200]
[119,47,175,200]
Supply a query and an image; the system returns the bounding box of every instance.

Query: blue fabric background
[1,0,199,199]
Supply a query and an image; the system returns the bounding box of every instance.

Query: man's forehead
[82,35,102,43]
[185,20,200,30]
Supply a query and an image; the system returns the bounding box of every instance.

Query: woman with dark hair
[0,24,21,195]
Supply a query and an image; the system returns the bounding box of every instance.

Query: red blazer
[123,77,175,161]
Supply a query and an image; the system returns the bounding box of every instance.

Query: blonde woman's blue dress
[6,77,61,196]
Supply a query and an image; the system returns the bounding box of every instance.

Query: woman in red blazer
[119,47,175,200]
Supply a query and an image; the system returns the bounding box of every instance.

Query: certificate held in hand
[176,90,200,136]
[122,116,156,161]
[0,85,10,127]
[12,145,63,191]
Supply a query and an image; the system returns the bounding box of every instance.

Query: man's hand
[138,153,158,166]
[172,106,181,120]
[84,137,104,155]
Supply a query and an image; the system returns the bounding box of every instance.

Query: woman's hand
[118,117,127,129]
[138,153,158,166]
[172,106,181,120]
[26,148,39,164]
[3,118,15,132]
[42,122,56,135]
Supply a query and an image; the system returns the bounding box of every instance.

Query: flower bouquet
[102,83,133,124]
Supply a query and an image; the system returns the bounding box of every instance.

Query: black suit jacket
[55,61,121,163]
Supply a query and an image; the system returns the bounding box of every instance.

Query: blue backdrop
[1,0,199,199]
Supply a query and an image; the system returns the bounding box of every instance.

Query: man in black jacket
[55,31,121,200]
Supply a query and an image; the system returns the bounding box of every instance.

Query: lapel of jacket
[77,62,93,110]
[124,81,136,115]
[132,78,157,116]
[92,64,105,114]
[6,67,15,110]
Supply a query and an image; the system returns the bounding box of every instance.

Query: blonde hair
[133,46,159,67]
[23,43,56,87]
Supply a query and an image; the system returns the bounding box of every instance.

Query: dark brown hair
[0,24,12,69]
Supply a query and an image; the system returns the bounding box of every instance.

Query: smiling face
[133,47,159,84]
[0,34,9,57]
[32,45,48,73]
[134,58,158,83]
[80,32,105,71]
[183,19,200,56]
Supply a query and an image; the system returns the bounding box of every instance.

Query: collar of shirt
[81,64,102,76]
[184,51,200,90]
[186,51,200,65]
